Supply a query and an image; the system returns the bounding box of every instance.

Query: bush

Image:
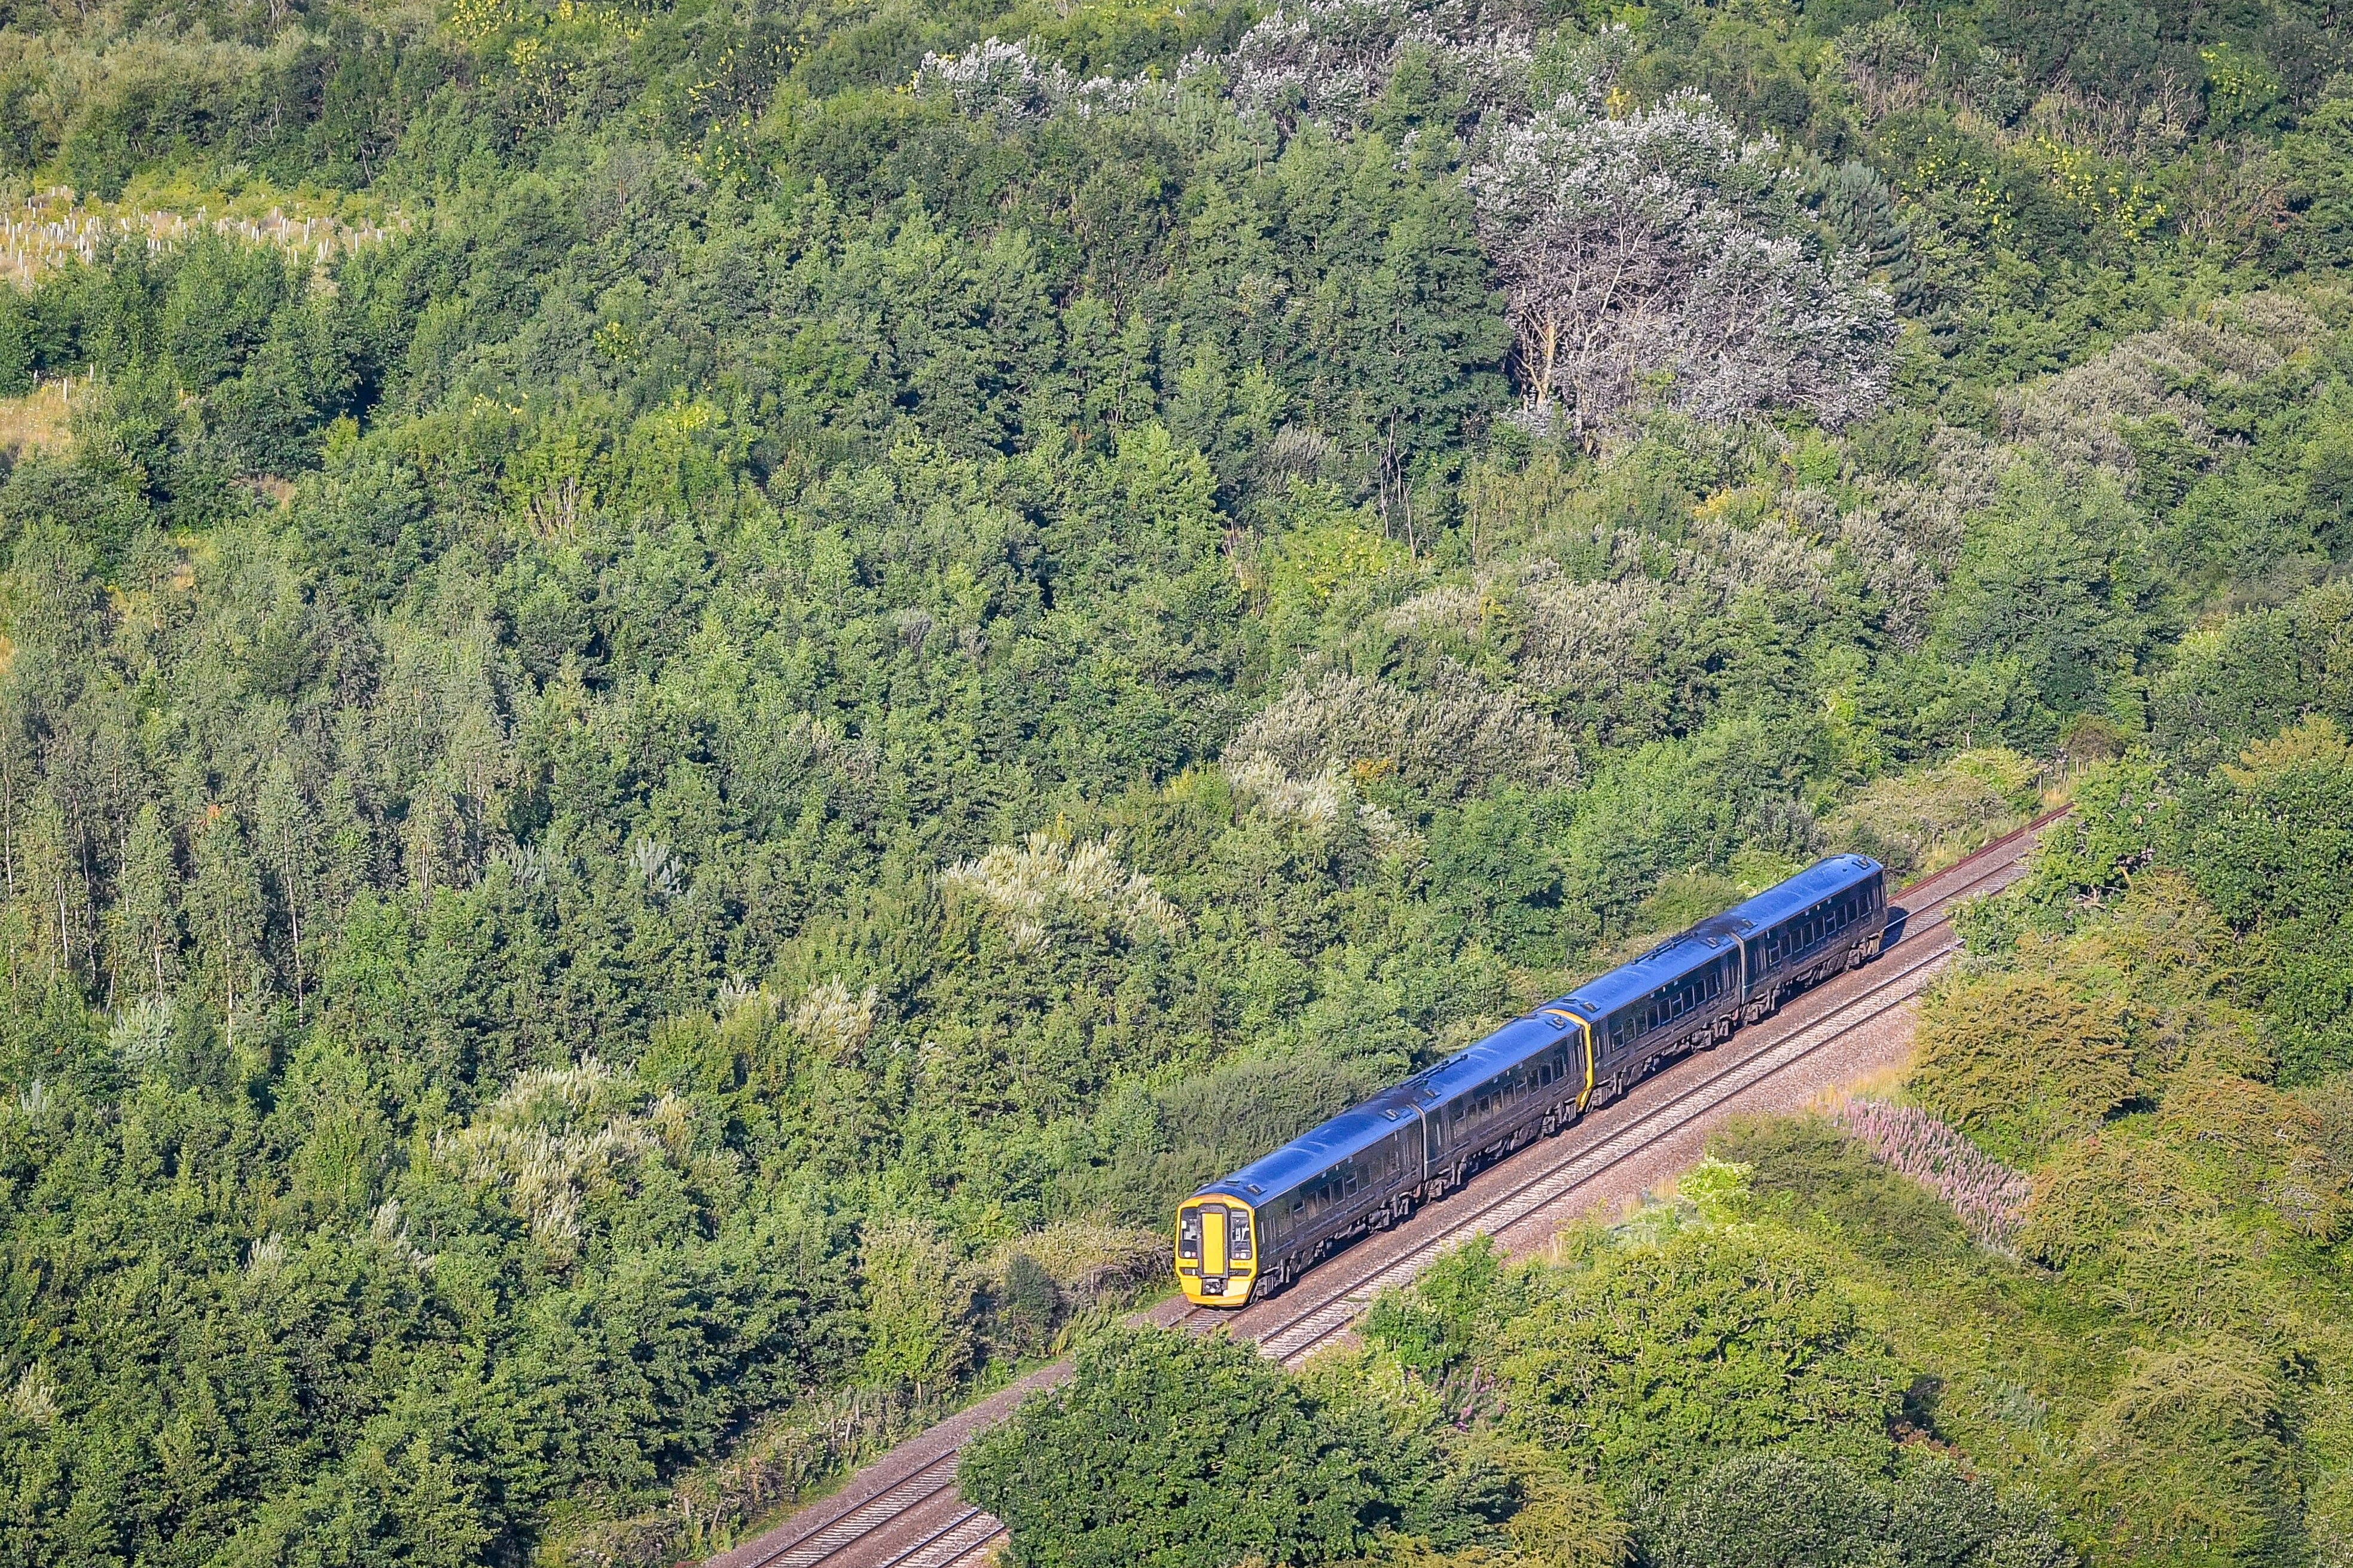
[959,1326,1385,1568]
[2070,1337,2305,1568]
[1910,971,2137,1162]
[1710,1113,1976,1266]
[1497,1226,1904,1488]
[1644,1450,1889,1568]
[1640,1450,2071,1568]
[1824,747,2041,878]
[2148,583,2353,773]
[2175,719,2353,1080]
[1365,1236,1503,1376]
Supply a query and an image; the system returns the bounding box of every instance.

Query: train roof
[1415,1014,1570,1095]
[1194,856,1887,1206]
[1554,928,1741,1018]
[1198,1015,1577,1203]
[1716,854,1883,933]
[1543,855,1883,1021]
[1200,1089,1411,1202]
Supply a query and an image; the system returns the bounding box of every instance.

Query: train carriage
[1554,930,1744,1107]
[1717,853,1891,1011]
[1176,854,1889,1308]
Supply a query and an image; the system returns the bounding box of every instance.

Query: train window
[1229,1209,1252,1259]
[1179,1209,1201,1259]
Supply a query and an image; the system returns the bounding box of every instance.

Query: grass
[0,378,75,459]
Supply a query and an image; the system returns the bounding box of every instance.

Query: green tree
[859,1217,975,1389]
[186,805,268,1064]
[108,800,182,1002]
[959,1326,1384,1568]
[1498,1227,1904,1487]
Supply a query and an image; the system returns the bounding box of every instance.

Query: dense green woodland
[0,0,2351,1557]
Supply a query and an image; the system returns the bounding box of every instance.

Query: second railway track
[710,812,2060,1568]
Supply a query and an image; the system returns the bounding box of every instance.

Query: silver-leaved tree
[1221,0,1533,130]
[1469,34,1897,440]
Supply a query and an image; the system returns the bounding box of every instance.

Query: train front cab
[1176,1193,1258,1307]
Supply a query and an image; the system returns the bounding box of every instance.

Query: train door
[1201,1206,1229,1277]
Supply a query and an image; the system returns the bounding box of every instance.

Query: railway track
[709,812,2059,1568]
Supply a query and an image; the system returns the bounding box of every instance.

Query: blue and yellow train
[1174,854,1891,1306]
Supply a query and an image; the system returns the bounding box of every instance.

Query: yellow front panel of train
[1174,1196,1256,1308]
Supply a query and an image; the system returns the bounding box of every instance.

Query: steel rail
[746,1457,962,1568]
[712,811,2061,1568]
[863,1505,1002,1568]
